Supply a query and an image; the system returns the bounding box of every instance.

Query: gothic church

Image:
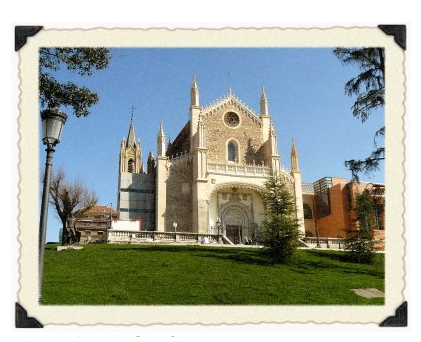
[117,77,304,243]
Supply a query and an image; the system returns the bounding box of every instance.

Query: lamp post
[173,222,178,241]
[107,202,112,243]
[39,107,67,303]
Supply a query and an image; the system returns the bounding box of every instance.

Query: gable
[202,95,265,165]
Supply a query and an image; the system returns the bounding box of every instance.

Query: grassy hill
[43,244,384,305]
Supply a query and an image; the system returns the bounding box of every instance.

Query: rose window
[224,112,240,127]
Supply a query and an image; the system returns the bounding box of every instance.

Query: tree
[39,47,111,117]
[333,48,385,181]
[49,169,98,245]
[343,185,385,263]
[261,176,300,263]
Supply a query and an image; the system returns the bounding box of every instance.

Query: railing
[108,230,222,244]
[302,237,344,249]
[302,236,385,251]
[207,162,272,177]
[302,182,315,194]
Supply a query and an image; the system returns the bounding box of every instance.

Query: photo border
[16,26,405,325]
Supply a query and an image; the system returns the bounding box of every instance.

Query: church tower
[117,116,155,230]
[290,138,305,235]
[119,116,144,174]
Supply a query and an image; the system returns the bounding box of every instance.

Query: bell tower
[119,115,144,174]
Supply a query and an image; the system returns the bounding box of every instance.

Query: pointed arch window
[303,203,313,219]
[228,141,237,163]
[128,159,134,173]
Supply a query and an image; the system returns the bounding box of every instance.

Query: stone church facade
[117,77,305,241]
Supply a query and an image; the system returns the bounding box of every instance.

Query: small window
[222,193,227,200]
[228,142,236,163]
[243,194,247,201]
[128,159,134,173]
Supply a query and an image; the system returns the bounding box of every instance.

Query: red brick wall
[316,183,348,238]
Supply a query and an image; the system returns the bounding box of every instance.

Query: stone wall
[118,172,155,230]
[203,105,265,165]
[165,157,193,232]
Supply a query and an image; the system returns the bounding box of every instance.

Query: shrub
[343,228,375,264]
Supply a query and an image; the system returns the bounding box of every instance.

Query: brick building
[302,177,385,243]
[75,205,118,244]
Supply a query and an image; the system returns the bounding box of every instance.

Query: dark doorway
[226,225,242,244]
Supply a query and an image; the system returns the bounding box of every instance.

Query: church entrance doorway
[219,200,250,245]
[225,225,243,245]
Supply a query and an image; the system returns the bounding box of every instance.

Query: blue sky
[40,48,384,242]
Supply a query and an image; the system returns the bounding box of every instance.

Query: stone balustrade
[108,230,222,244]
[207,162,272,177]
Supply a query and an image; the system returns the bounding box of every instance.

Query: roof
[166,120,190,157]
[126,118,136,147]
[76,205,118,218]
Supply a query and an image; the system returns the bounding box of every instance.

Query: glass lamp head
[41,108,68,146]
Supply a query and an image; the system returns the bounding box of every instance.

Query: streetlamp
[107,202,112,243]
[216,218,222,243]
[39,107,67,303]
[173,222,178,242]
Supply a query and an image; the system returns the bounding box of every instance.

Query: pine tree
[343,187,383,263]
[333,48,385,181]
[261,176,300,263]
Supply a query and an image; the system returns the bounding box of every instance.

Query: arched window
[127,159,134,173]
[303,203,313,219]
[228,141,236,163]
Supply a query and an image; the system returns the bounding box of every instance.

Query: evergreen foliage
[344,188,382,263]
[39,47,111,117]
[261,176,300,263]
[333,48,385,181]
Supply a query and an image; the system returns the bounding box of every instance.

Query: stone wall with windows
[203,105,265,165]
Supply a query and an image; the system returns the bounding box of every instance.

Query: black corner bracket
[15,302,43,328]
[15,26,43,51]
[380,301,408,327]
[378,25,406,50]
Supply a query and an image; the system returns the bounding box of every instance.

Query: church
[116,77,305,244]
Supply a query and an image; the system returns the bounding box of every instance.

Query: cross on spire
[130,105,137,119]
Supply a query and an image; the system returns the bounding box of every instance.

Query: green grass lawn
[43,244,384,305]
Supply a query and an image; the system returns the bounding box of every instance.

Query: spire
[291,138,300,171]
[127,116,136,147]
[158,120,165,139]
[269,117,276,136]
[147,151,155,174]
[190,75,200,107]
[157,120,166,157]
[260,86,268,116]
